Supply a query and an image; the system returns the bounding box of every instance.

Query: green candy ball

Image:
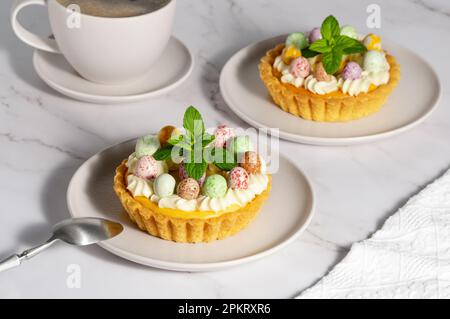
[286,32,309,50]
[202,174,228,198]
[227,136,254,155]
[154,173,176,198]
[136,135,160,158]
[364,50,386,72]
[340,25,358,39]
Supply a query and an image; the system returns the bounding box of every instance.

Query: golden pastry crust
[113,160,272,243]
[259,44,401,122]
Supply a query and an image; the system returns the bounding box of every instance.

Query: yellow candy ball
[282,45,302,65]
[158,125,180,146]
[363,34,382,51]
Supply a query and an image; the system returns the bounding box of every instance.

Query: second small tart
[258,15,401,122]
[259,44,401,122]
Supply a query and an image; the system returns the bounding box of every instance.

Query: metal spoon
[0,218,123,273]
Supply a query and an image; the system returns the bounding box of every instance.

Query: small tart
[114,160,272,243]
[259,44,401,122]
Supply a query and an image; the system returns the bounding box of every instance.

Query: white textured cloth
[298,169,450,299]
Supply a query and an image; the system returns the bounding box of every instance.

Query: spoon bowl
[53,218,124,246]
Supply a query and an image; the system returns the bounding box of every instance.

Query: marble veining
[0,0,449,298]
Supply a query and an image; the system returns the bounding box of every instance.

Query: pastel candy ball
[202,174,228,198]
[177,178,200,200]
[240,151,262,174]
[179,164,206,187]
[342,62,363,80]
[154,173,176,198]
[290,57,310,78]
[364,50,386,73]
[308,27,322,43]
[340,25,358,39]
[286,32,309,50]
[227,136,254,155]
[214,124,235,148]
[134,156,159,180]
[135,135,160,158]
[228,167,249,190]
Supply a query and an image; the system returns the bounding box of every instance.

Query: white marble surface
[0,0,449,298]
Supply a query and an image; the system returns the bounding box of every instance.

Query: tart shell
[259,44,401,122]
[113,160,272,243]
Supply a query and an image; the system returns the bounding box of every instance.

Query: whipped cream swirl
[303,75,339,95]
[127,175,154,198]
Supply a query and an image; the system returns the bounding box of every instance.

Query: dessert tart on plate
[114,106,271,243]
[259,15,401,122]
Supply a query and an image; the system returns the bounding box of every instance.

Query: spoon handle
[0,255,21,272]
[0,238,58,273]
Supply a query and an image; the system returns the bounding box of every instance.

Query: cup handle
[11,0,60,53]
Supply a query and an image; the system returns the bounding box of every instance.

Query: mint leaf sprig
[306,15,366,74]
[153,106,237,180]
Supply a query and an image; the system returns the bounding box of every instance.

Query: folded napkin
[298,168,450,299]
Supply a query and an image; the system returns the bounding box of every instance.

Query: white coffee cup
[11,0,176,84]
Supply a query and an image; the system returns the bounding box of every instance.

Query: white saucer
[220,35,441,145]
[67,139,314,272]
[33,37,194,104]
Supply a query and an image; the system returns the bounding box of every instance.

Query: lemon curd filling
[135,196,243,219]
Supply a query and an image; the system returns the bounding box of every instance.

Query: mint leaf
[215,161,237,171]
[321,15,340,40]
[183,106,205,141]
[211,147,237,171]
[153,146,173,161]
[302,47,320,58]
[335,35,367,54]
[167,135,182,146]
[185,161,208,180]
[202,134,215,147]
[343,45,366,55]
[309,39,331,53]
[322,50,344,74]
[172,136,191,151]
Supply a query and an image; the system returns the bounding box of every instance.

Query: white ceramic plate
[67,140,315,272]
[220,35,441,145]
[33,37,194,104]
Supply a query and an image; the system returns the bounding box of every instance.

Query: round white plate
[33,37,194,104]
[67,140,314,272]
[220,35,441,145]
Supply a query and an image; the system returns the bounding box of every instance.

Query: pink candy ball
[228,167,249,190]
[309,27,322,43]
[290,57,310,78]
[135,156,158,180]
[179,164,206,187]
[342,62,363,80]
[214,124,235,148]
